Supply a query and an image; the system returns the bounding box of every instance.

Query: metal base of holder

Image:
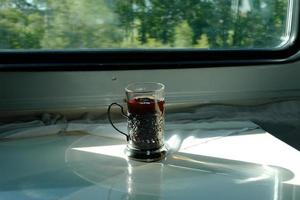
[125,145,167,162]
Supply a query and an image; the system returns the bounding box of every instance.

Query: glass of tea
[108,82,167,162]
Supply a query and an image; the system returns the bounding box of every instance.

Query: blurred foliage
[0,0,289,49]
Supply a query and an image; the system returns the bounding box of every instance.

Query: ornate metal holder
[107,83,167,162]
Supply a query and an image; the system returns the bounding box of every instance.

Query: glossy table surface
[0,121,299,200]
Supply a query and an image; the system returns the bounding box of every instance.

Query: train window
[0,0,298,69]
[0,0,293,50]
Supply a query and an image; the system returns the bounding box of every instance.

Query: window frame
[0,0,299,71]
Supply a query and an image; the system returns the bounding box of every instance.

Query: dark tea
[127,97,165,150]
[127,97,164,114]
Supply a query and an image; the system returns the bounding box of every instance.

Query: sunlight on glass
[71,129,300,186]
[178,132,300,185]
[0,0,292,50]
[73,144,127,159]
[179,133,289,164]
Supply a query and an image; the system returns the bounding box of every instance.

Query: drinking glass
[108,82,167,162]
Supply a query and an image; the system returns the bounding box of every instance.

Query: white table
[0,121,299,200]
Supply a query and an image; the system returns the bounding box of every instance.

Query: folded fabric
[1,100,299,139]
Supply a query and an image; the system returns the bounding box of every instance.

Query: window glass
[0,0,292,50]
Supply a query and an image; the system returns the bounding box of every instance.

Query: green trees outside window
[0,0,290,49]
